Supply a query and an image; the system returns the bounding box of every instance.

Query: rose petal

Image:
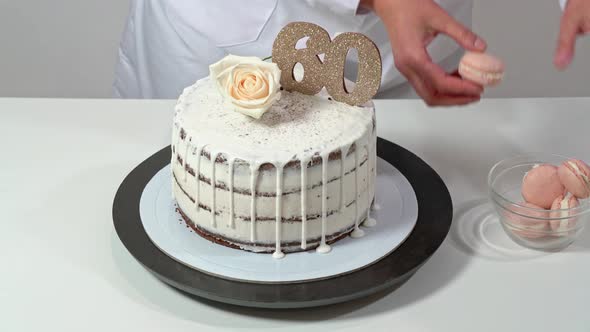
[232,105,268,119]
[209,54,264,78]
[232,68,268,100]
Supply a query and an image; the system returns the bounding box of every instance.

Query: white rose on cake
[209,55,281,119]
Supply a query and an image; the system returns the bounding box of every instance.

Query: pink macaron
[522,164,565,209]
[557,159,590,199]
[504,202,549,238]
[458,51,505,86]
[549,193,579,233]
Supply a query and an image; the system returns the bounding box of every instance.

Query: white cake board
[139,157,418,283]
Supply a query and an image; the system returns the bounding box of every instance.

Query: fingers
[430,6,487,52]
[555,8,580,70]
[405,70,481,107]
[404,70,434,102]
[420,60,483,96]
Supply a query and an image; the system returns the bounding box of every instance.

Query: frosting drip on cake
[172,77,376,258]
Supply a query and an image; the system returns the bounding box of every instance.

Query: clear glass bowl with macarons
[488,153,590,251]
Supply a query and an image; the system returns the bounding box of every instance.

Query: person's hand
[554,0,590,70]
[363,0,487,106]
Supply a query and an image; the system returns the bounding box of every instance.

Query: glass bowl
[488,153,590,251]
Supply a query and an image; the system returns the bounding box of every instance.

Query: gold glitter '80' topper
[272,22,382,106]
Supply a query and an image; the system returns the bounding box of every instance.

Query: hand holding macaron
[368,0,487,107]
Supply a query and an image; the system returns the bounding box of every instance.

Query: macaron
[504,202,549,238]
[549,193,579,233]
[522,164,565,209]
[557,159,590,198]
[458,51,505,86]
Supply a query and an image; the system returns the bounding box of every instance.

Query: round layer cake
[171,77,376,258]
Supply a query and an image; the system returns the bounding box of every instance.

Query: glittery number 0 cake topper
[272,22,382,106]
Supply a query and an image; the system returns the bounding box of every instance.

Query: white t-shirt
[113,0,475,99]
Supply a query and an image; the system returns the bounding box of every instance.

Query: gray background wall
[0,0,588,99]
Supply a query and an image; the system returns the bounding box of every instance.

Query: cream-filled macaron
[459,52,505,86]
[549,193,579,233]
[557,159,590,199]
[522,164,565,209]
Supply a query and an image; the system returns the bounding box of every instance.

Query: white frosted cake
[171,55,377,259]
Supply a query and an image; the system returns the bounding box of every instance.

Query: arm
[361,0,486,106]
[554,0,590,69]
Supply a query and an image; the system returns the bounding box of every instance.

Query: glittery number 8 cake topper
[272,22,382,106]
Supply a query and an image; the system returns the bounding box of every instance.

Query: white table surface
[2,97,590,331]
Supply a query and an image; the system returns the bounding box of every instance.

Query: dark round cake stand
[113,137,453,309]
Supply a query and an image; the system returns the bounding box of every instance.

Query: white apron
[113,0,474,99]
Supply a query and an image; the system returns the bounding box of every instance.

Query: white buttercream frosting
[175,78,371,163]
[172,77,376,258]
